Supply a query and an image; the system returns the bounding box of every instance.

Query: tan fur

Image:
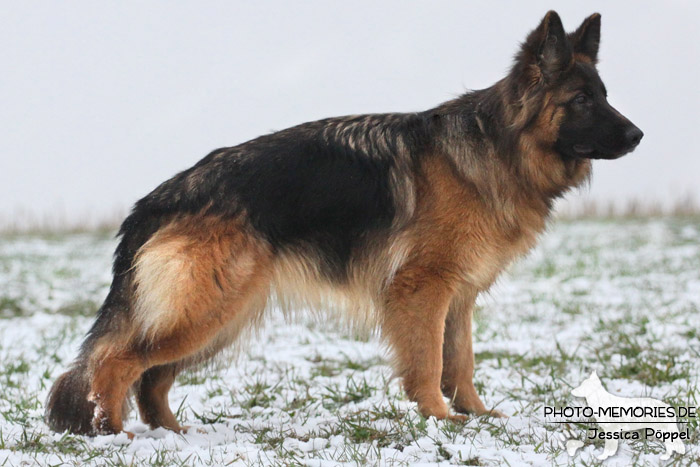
[373,141,588,418]
[80,58,597,433]
[271,250,379,331]
[135,365,180,432]
[441,286,488,415]
[411,155,546,291]
[132,216,268,339]
[87,215,274,434]
[574,52,594,64]
[519,91,592,197]
[92,143,586,432]
[269,230,414,335]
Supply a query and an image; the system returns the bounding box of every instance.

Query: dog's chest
[411,155,549,291]
[456,214,544,290]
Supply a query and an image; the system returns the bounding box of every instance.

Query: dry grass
[0,209,124,235]
[1,196,699,234]
[557,195,699,220]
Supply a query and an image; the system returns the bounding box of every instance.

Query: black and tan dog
[46,11,642,436]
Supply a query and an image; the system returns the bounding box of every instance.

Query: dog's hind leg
[134,363,183,432]
[382,263,462,421]
[134,308,268,433]
[87,217,272,435]
[441,288,506,418]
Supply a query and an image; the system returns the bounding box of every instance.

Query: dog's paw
[486,408,508,418]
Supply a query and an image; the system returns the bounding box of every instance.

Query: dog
[45,11,642,436]
[571,371,685,460]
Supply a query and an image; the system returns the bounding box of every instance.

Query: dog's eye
[574,94,589,105]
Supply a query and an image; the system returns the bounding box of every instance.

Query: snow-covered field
[0,218,698,466]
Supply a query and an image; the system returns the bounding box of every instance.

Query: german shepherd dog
[46,11,642,436]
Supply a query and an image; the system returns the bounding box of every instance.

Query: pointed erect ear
[522,11,573,80]
[572,13,601,63]
[591,370,599,380]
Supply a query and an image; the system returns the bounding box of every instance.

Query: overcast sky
[1,1,698,227]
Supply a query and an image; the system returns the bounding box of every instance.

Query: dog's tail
[44,283,142,434]
[44,289,134,435]
[45,200,167,434]
[44,357,96,434]
[44,342,133,434]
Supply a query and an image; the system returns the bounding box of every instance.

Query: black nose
[625,126,643,147]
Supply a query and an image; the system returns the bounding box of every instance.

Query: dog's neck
[430,87,592,224]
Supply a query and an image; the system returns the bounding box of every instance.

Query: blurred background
[1,0,698,229]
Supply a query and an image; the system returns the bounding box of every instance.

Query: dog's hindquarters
[46,214,274,435]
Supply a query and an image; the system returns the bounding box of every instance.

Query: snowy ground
[0,217,698,466]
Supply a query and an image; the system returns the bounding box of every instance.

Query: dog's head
[512,11,643,160]
[571,370,603,398]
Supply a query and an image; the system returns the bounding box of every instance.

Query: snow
[0,218,698,465]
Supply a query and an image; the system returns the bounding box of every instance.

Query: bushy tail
[44,360,95,434]
[45,288,135,435]
[45,189,172,434]
[45,342,133,434]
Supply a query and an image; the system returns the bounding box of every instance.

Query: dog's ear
[520,11,573,81]
[591,370,599,381]
[571,13,601,64]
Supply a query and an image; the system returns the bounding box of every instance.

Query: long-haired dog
[46,11,642,436]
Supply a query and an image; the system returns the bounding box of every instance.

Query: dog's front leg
[440,287,505,418]
[381,263,465,421]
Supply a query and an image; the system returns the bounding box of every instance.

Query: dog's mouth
[572,144,635,160]
[573,144,595,156]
